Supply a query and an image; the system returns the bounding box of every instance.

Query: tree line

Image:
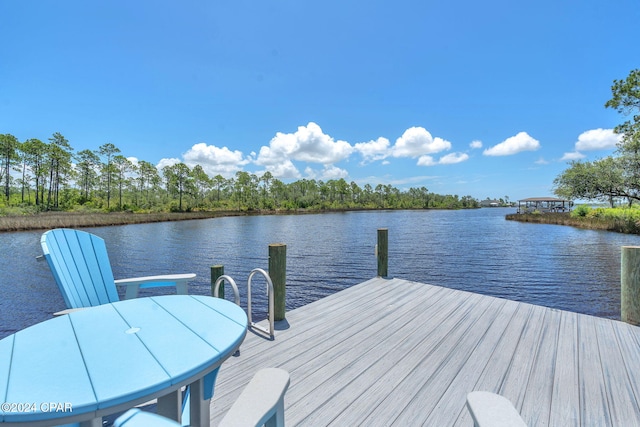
[554,69,640,207]
[0,133,480,213]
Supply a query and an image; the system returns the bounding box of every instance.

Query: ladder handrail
[213,275,241,306]
[247,268,275,339]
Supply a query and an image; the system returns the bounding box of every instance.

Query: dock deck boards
[209,277,640,426]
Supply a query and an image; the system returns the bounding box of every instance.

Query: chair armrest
[53,307,88,316]
[114,273,196,285]
[115,369,290,427]
[466,391,527,427]
[219,368,290,427]
[115,273,196,299]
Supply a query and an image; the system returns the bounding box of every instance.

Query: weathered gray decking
[209,277,640,426]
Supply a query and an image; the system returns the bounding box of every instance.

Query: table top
[0,295,247,425]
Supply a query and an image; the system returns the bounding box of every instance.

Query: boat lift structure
[516,197,573,214]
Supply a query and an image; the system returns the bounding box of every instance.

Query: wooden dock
[208,277,640,426]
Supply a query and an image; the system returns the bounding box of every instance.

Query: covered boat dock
[517,197,573,213]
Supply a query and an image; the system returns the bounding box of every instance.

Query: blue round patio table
[0,295,248,427]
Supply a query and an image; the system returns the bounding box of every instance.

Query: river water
[2,208,640,339]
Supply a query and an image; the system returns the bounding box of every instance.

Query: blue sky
[1,0,639,201]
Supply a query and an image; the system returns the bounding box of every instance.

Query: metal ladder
[213,268,275,340]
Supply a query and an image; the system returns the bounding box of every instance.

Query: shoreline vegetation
[0,207,427,232]
[0,209,348,232]
[0,210,250,232]
[0,133,482,219]
[507,207,640,235]
[4,206,640,234]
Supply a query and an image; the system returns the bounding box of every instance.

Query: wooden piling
[622,246,640,325]
[377,228,388,278]
[211,265,224,299]
[269,243,287,321]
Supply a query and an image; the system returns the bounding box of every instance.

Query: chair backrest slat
[41,229,119,309]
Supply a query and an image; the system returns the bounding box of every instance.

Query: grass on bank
[0,207,249,232]
[506,205,640,234]
[0,205,374,232]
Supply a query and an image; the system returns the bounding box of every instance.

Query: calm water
[2,208,640,339]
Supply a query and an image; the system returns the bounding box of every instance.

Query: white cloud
[259,122,353,165]
[302,165,348,180]
[265,159,302,179]
[255,145,287,167]
[534,157,549,165]
[470,140,483,149]
[354,137,391,164]
[392,127,452,157]
[182,143,248,177]
[303,167,317,179]
[157,157,181,170]
[321,165,349,180]
[549,129,619,165]
[417,152,469,167]
[575,128,621,151]
[353,127,456,165]
[483,132,540,156]
[560,151,586,161]
[254,122,353,179]
[417,155,437,166]
[439,152,469,165]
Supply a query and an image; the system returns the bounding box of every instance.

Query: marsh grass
[506,207,640,235]
[0,206,382,232]
[0,211,249,232]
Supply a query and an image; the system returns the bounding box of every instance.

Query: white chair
[115,368,291,427]
[466,391,527,427]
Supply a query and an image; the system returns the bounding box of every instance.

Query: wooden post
[621,246,640,325]
[377,228,388,278]
[211,265,224,298]
[269,243,286,321]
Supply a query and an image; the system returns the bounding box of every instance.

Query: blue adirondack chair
[41,228,196,312]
